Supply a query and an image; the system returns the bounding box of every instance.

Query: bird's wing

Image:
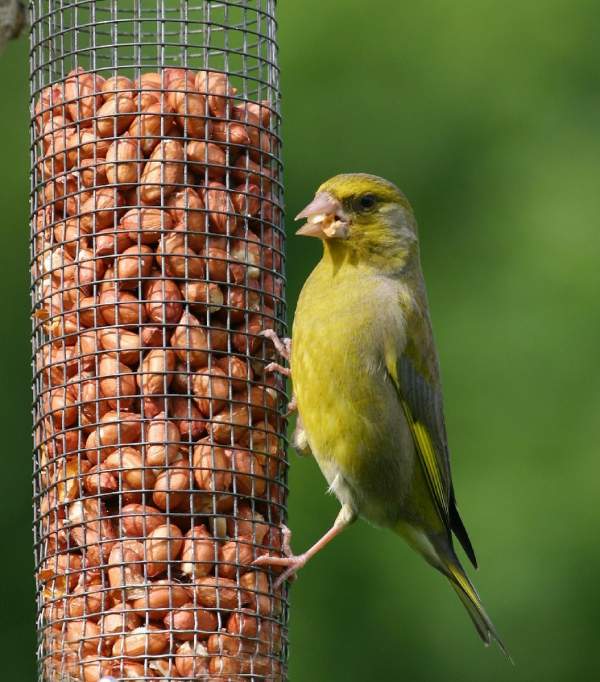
[385,298,477,567]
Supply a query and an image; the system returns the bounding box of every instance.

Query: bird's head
[295,173,418,271]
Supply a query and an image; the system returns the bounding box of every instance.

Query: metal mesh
[29,2,287,680]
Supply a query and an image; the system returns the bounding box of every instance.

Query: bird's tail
[445,558,512,661]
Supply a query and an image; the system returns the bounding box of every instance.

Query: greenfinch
[254,173,507,655]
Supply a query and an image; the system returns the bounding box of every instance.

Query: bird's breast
[291,267,412,515]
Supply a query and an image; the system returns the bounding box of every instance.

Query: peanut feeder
[30,2,288,680]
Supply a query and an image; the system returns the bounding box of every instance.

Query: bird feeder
[30,1,287,679]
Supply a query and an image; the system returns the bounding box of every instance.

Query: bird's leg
[261,329,296,413]
[253,504,356,589]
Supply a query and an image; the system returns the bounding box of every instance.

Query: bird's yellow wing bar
[385,338,477,567]
[400,398,449,519]
[386,347,449,522]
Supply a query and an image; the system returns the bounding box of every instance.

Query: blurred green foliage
[2,1,599,680]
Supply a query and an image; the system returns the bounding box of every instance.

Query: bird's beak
[295,192,349,239]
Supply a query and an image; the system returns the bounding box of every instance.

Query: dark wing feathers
[449,490,478,568]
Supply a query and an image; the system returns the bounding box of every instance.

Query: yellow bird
[254,173,507,655]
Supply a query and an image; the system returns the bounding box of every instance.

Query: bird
[253,173,508,655]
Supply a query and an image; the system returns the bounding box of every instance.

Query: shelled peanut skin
[33,67,286,681]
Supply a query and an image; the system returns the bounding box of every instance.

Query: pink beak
[295,192,348,238]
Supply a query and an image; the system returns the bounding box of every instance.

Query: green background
[2,0,599,680]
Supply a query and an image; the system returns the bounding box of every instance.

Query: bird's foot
[253,552,308,590]
[253,524,302,588]
[261,331,295,411]
[261,329,292,361]
[262,330,292,377]
[253,511,353,589]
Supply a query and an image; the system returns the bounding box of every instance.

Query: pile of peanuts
[32,67,286,681]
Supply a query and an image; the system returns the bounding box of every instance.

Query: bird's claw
[264,361,291,378]
[285,396,297,417]
[252,552,306,589]
[252,524,300,588]
[262,330,296,411]
[260,329,292,361]
[280,523,294,557]
[264,363,298,414]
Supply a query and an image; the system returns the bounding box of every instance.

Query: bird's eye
[357,194,377,211]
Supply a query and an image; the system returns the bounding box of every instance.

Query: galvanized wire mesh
[29,2,287,680]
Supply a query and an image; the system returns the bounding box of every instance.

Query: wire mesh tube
[30,2,287,680]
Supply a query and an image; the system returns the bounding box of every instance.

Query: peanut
[180,524,216,578]
[65,618,104,656]
[152,462,192,511]
[104,447,156,491]
[145,523,184,573]
[216,355,252,391]
[34,83,65,131]
[208,404,251,445]
[193,441,232,492]
[240,570,283,617]
[196,70,233,118]
[107,541,145,594]
[192,366,230,416]
[169,396,205,440]
[218,536,255,580]
[98,604,141,646]
[66,577,107,619]
[170,310,209,368]
[101,75,134,100]
[127,100,175,155]
[115,244,154,287]
[168,77,208,138]
[145,414,180,466]
[228,448,267,498]
[130,580,191,619]
[157,230,205,279]
[95,95,136,137]
[84,410,141,464]
[187,140,226,179]
[81,462,119,496]
[95,225,133,257]
[209,654,242,676]
[175,641,210,678]
[211,119,251,148]
[193,576,247,610]
[166,186,206,233]
[80,187,123,232]
[164,602,218,641]
[112,625,169,657]
[203,181,239,234]
[144,276,183,324]
[120,503,165,537]
[182,280,224,314]
[105,137,140,186]
[98,353,138,408]
[138,347,176,395]
[226,503,269,544]
[98,327,142,366]
[140,139,184,204]
[120,206,174,244]
[64,68,105,124]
